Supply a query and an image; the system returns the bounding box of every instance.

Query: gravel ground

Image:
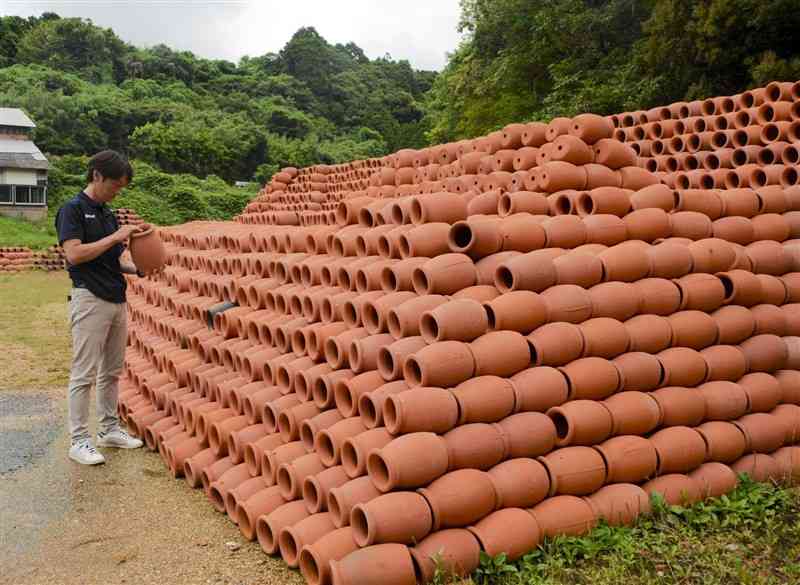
[0,388,303,585]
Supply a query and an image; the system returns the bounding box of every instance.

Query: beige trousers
[67,287,127,444]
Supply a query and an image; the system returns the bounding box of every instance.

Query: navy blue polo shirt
[55,191,127,303]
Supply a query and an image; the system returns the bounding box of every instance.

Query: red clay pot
[403,341,475,388]
[420,299,488,343]
[256,499,310,555]
[130,224,167,274]
[695,421,747,464]
[377,336,426,381]
[697,381,749,421]
[643,474,703,506]
[548,400,613,447]
[595,435,658,483]
[613,351,664,392]
[327,476,383,528]
[734,412,787,453]
[468,508,542,561]
[772,403,800,443]
[469,331,531,377]
[444,423,507,471]
[603,391,662,436]
[624,208,672,242]
[560,357,621,400]
[689,462,738,499]
[688,238,736,273]
[299,526,359,585]
[539,446,607,496]
[700,345,748,382]
[279,512,337,568]
[483,291,548,334]
[529,495,597,538]
[731,453,782,482]
[357,381,409,429]
[579,317,630,358]
[488,458,550,508]
[527,322,585,367]
[316,417,367,467]
[773,446,800,483]
[413,253,476,295]
[624,315,673,354]
[410,529,482,584]
[340,428,392,479]
[651,426,707,474]
[495,412,558,459]
[658,347,708,387]
[585,483,651,527]
[384,387,459,435]
[712,305,756,344]
[776,369,800,405]
[367,432,449,492]
[351,491,433,547]
[330,543,416,585]
[541,284,593,324]
[448,375,514,423]
[651,386,707,427]
[303,465,351,514]
[589,282,641,321]
[511,366,570,413]
[739,334,788,372]
[494,249,558,293]
[419,468,497,530]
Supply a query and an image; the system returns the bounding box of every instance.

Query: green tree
[16,17,129,83]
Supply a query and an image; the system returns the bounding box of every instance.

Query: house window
[30,186,46,205]
[0,185,11,205]
[12,185,46,206]
[14,185,31,204]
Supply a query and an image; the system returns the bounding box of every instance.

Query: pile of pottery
[115,207,145,227]
[119,80,800,585]
[0,246,64,272]
[613,81,800,193]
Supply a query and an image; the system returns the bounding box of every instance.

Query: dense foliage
[47,155,256,226]
[425,0,800,142]
[0,14,434,187]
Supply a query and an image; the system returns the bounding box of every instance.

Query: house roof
[0,108,36,128]
[0,139,49,170]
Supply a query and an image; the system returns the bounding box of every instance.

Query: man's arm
[61,224,140,266]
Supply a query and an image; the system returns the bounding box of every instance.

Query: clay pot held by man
[130,223,167,273]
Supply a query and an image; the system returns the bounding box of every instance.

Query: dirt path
[0,389,302,585]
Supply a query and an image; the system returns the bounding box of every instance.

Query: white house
[0,108,49,220]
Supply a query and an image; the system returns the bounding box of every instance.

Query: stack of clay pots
[242,160,388,226]
[612,80,800,193]
[0,247,33,271]
[115,207,146,227]
[118,81,800,585]
[0,246,67,272]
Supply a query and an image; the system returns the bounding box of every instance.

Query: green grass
[455,478,800,585]
[0,214,58,250]
[0,271,71,388]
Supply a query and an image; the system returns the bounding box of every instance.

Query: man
[56,150,145,465]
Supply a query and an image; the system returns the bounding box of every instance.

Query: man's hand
[114,224,142,243]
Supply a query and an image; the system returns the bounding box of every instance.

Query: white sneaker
[69,440,106,465]
[97,428,143,449]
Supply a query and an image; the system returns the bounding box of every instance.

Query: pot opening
[496,266,514,292]
[551,410,570,440]
[449,223,474,251]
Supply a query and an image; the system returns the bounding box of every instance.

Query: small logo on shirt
[84,214,96,219]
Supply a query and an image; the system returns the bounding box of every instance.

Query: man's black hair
[86,150,134,184]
